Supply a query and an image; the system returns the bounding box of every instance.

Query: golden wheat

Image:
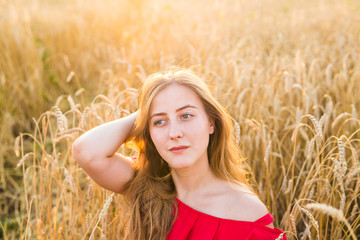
[305,203,357,240]
[2,0,360,239]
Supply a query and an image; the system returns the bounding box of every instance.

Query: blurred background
[1,0,360,239]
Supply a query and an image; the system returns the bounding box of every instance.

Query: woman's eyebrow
[150,105,197,120]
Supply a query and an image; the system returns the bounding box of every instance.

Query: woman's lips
[169,146,189,153]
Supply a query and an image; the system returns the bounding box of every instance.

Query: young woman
[72,69,287,239]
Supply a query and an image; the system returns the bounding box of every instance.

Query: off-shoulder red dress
[166,196,287,240]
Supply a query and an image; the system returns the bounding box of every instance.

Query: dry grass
[1,0,360,239]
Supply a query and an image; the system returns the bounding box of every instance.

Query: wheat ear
[305,203,357,240]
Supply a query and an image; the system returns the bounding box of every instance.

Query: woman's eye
[154,120,165,126]
[181,113,193,119]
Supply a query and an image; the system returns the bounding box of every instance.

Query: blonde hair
[123,68,258,239]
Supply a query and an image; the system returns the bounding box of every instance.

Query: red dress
[166,196,287,240]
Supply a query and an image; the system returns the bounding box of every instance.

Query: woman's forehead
[150,84,203,114]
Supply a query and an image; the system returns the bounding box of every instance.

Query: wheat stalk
[298,204,320,239]
[14,134,21,157]
[81,107,90,129]
[16,152,33,168]
[52,106,65,133]
[275,232,286,240]
[67,94,77,110]
[89,193,115,240]
[264,140,271,169]
[290,213,297,236]
[66,71,75,83]
[308,114,323,139]
[345,167,360,186]
[305,203,357,240]
[300,222,311,240]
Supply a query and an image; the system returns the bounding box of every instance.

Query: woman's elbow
[72,139,91,165]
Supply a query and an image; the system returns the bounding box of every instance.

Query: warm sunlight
[1,0,360,239]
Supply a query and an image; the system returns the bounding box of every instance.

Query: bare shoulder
[227,183,274,228]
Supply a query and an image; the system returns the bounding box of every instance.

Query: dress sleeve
[254,213,274,225]
[249,214,287,240]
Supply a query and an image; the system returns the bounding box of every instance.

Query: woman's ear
[209,119,215,134]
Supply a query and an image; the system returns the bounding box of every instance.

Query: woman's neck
[171,160,219,200]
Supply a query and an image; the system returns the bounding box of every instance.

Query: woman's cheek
[150,129,166,148]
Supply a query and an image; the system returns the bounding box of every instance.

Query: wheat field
[1,0,360,239]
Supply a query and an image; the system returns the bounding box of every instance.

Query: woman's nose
[169,122,183,140]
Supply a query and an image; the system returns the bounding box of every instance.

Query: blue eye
[182,113,193,119]
[154,120,165,126]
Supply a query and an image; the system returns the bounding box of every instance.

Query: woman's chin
[168,160,194,170]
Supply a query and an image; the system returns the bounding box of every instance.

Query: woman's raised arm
[72,111,139,194]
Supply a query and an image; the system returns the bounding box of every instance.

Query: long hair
[123,68,258,240]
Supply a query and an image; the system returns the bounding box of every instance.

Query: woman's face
[149,84,214,169]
